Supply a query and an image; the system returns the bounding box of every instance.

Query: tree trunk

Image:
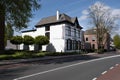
[0,4,5,51]
[16,45,18,50]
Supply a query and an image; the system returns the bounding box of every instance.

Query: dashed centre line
[94,64,119,80]
[101,71,107,75]
[115,64,119,66]
[92,77,97,80]
[110,66,114,69]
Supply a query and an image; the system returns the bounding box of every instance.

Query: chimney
[56,10,59,20]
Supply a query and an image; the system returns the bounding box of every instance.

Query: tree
[87,2,119,52]
[23,35,34,45]
[113,34,120,49]
[5,23,14,47]
[0,0,40,50]
[5,23,14,40]
[10,36,23,50]
[35,36,49,50]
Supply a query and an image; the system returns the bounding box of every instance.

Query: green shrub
[12,52,27,59]
[97,49,104,54]
[36,52,45,57]
[35,36,49,45]
[23,35,34,45]
[0,55,11,60]
[10,36,23,49]
[12,51,35,59]
[45,52,61,56]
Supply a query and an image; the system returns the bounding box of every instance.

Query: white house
[20,11,83,52]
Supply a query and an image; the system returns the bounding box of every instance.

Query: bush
[35,36,49,45]
[0,55,11,60]
[0,50,86,60]
[23,35,34,45]
[36,52,45,57]
[10,36,23,49]
[12,51,35,59]
[12,52,26,59]
[45,52,81,56]
[97,49,104,54]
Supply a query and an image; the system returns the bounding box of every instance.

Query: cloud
[78,10,88,21]
[82,10,88,15]
[112,9,120,18]
[78,15,88,21]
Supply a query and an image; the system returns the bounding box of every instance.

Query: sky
[16,0,120,36]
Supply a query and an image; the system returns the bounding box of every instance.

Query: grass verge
[0,50,85,60]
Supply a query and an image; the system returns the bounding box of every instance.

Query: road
[0,53,120,80]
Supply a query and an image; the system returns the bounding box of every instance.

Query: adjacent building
[20,11,83,52]
[84,29,110,51]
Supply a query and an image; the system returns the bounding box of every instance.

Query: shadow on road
[0,66,29,80]
[25,55,100,65]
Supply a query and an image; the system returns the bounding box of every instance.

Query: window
[86,37,88,41]
[76,41,78,50]
[68,27,71,36]
[45,26,50,31]
[66,39,72,50]
[45,32,50,39]
[71,40,74,50]
[92,36,96,41]
[73,40,76,50]
[78,30,80,38]
[78,41,81,50]
[74,29,76,37]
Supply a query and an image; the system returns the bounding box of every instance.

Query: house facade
[20,11,83,52]
[84,29,110,50]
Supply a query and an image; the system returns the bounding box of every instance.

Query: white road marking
[92,77,97,80]
[13,54,120,80]
[110,67,114,70]
[115,64,119,66]
[102,71,107,75]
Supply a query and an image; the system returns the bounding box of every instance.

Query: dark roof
[35,13,82,29]
[84,29,96,35]
[22,29,36,33]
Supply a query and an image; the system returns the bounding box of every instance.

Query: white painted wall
[49,24,65,52]
[35,27,45,36]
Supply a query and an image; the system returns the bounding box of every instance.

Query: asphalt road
[0,53,120,80]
